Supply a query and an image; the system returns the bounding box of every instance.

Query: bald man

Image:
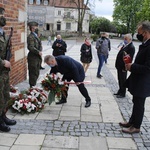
[52,35,67,56]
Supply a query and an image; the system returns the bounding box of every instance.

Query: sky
[94,0,114,21]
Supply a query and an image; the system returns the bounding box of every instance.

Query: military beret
[28,21,38,27]
[0,7,5,15]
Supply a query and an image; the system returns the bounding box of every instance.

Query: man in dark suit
[44,55,91,108]
[119,21,150,134]
[52,35,67,56]
[115,34,135,98]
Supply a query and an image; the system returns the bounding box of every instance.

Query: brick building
[0,0,27,85]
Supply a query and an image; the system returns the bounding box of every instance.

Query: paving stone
[79,137,108,150]
[43,136,78,149]
[10,145,41,150]
[15,134,45,146]
[0,146,10,150]
[107,137,137,149]
[81,115,102,122]
[0,133,18,147]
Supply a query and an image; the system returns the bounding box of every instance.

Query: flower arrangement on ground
[41,73,67,105]
[9,87,48,114]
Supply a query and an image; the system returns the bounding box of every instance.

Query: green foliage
[90,17,116,34]
[91,34,98,41]
[113,0,145,35]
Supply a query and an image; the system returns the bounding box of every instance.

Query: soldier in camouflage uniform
[0,7,16,132]
[27,22,43,88]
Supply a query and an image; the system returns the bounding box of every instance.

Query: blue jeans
[97,54,105,76]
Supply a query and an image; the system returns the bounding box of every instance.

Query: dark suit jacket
[52,39,67,56]
[126,39,150,97]
[115,42,135,70]
[50,55,85,82]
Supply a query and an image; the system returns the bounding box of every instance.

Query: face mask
[0,16,6,27]
[124,40,128,45]
[35,28,39,34]
[136,34,144,42]
[49,64,55,68]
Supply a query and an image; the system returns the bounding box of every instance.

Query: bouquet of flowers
[41,73,67,105]
[9,87,48,114]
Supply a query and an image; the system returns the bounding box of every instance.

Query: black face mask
[35,28,39,34]
[0,16,6,27]
[136,33,144,42]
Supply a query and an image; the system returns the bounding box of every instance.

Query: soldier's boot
[2,112,16,126]
[0,116,10,132]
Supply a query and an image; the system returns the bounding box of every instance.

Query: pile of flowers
[41,73,67,105]
[9,87,47,114]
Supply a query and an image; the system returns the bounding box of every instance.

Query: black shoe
[116,95,125,98]
[0,117,10,132]
[97,74,103,78]
[56,99,67,105]
[2,114,17,126]
[114,93,120,95]
[40,66,45,70]
[85,101,91,108]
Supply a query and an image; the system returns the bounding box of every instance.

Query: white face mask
[49,64,55,68]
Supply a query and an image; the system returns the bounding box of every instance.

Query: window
[58,11,61,16]
[29,0,34,4]
[67,12,71,18]
[46,24,50,30]
[36,0,41,5]
[57,22,61,31]
[66,23,71,30]
[44,0,49,5]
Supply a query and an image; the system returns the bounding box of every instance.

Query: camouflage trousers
[28,57,42,87]
[0,73,10,115]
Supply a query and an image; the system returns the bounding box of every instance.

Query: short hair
[124,34,132,40]
[44,55,55,63]
[138,21,150,32]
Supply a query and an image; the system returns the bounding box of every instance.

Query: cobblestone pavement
[1,39,150,150]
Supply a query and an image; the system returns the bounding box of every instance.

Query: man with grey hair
[52,35,67,56]
[114,34,135,98]
[44,55,91,108]
[119,21,150,134]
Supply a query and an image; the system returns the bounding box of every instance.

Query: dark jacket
[126,39,150,97]
[115,42,135,70]
[52,39,67,56]
[50,55,85,82]
[80,43,92,63]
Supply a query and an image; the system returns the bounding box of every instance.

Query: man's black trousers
[117,69,127,96]
[129,96,146,128]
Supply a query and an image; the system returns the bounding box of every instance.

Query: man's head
[137,21,150,42]
[0,7,6,27]
[100,32,106,38]
[57,35,62,40]
[28,21,39,34]
[44,55,57,67]
[124,34,132,44]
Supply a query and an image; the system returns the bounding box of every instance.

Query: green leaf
[48,92,55,105]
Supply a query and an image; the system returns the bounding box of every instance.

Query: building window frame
[66,22,71,30]
[44,0,49,5]
[57,21,61,31]
[36,0,41,5]
[29,0,34,4]
[58,10,61,16]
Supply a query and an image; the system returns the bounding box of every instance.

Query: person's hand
[76,82,81,85]
[125,63,132,71]
[56,43,59,47]
[4,60,11,68]
[39,52,42,56]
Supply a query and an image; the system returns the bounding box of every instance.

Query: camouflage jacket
[27,32,42,57]
[0,33,7,72]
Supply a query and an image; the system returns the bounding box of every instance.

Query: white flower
[58,81,64,85]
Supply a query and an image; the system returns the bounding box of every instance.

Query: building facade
[28,0,90,36]
[0,0,27,85]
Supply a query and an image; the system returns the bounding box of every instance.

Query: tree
[113,0,144,36]
[62,0,102,36]
[89,17,116,34]
[136,0,150,22]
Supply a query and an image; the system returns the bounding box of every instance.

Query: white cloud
[94,0,114,21]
